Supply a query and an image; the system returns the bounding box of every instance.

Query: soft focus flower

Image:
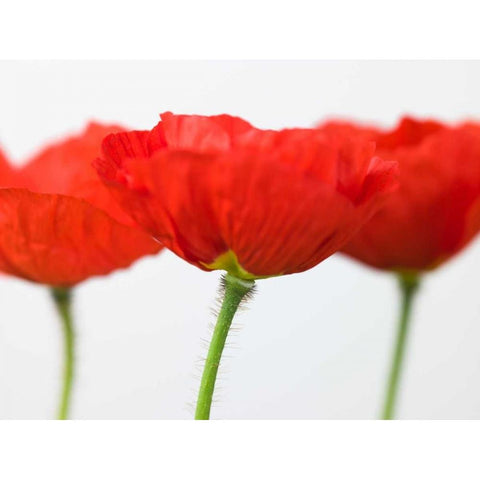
[0,124,162,287]
[94,112,398,279]
[320,117,480,271]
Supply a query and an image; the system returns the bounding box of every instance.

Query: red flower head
[94,112,397,280]
[320,117,480,272]
[0,124,162,287]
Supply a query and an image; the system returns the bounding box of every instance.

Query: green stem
[195,274,255,420]
[381,272,420,420]
[50,287,75,420]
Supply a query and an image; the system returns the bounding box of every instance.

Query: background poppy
[0,124,161,418]
[320,117,480,419]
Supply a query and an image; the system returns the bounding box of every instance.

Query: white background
[1,61,480,419]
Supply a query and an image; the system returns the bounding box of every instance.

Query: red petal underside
[97,145,397,277]
[342,126,480,270]
[0,189,161,287]
[215,149,397,275]
[98,150,229,268]
[96,113,399,277]
[213,151,360,276]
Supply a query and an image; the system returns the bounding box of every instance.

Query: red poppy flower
[0,124,162,287]
[94,112,398,279]
[320,117,480,271]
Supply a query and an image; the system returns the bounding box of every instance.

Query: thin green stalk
[50,287,75,420]
[195,274,255,420]
[381,272,420,420]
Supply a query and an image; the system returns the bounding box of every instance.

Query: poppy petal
[339,119,480,270]
[96,113,399,278]
[19,123,135,226]
[0,189,161,287]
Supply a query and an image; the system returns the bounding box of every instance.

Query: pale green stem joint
[381,272,421,420]
[50,287,75,420]
[195,273,255,420]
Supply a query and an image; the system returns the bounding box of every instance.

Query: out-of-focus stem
[381,272,420,420]
[51,287,75,420]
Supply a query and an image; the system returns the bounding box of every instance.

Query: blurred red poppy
[95,112,398,279]
[0,124,162,287]
[321,117,480,271]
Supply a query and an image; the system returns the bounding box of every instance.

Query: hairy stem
[50,287,75,420]
[381,272,420,420]
[195,274,255,420]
